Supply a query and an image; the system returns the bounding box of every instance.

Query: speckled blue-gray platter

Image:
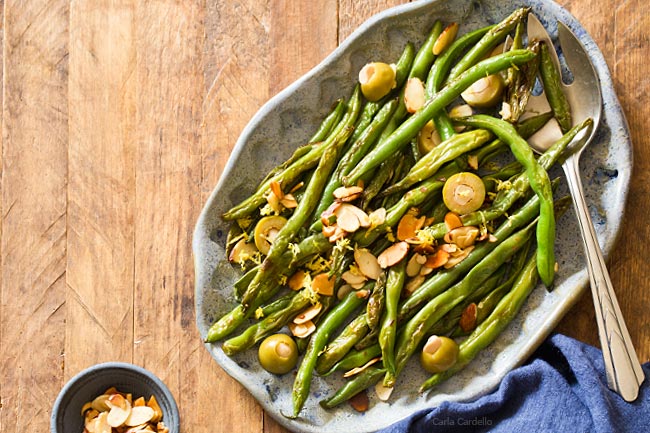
[193,0,631,431]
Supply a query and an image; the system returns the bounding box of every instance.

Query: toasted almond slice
[445,226,480,249]
[459,302,478,333]
[443,245,474,269]
[375,382,394,401]
[355,289,370,298]
[440,243,458,254]
[335,204,361,232]
[333,185,363,201]
[425,248,450,269]
[270,181,283,200]
[94,411,111,433]
[289,320,316,338]
[157,421,170,433]
[289,181,304,193]
[432,22,459,55]
[133,397,145,407]
[404,77,426,113]
[91,394,111,412]
[337,284,354,300]
[322,224,337,238]
[368,207,387,228]
[406,253,424,277]
[404,274,425,296]
[419,265,434,276]
[354,248,382,280]
[85,412,99,433]
[328,226,348,243]
[349,390,370,412]
[468,154,479,170]
[444,212,463,231]
[342,269,367,287]
[125,406,155,427]
[288,269,308,291]
[343,357,381,378]
[312,273,335,296]
[397,212,426,241]
[81,401,93,416]
[106,393,132,427]
[320,201,341,226]
[377,241,409,268]
[146,396,162,423]
[280,193,298,209]
[347,204,371,227]
[228,238,258,264]
[488,234,498,243]
[266,188,283,213]
[293,302,322,324]
[104,387,119,395]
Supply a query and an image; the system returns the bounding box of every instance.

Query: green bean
[380,129,492,196]
[233,265,259,300]
[206,233,331,342]
[451,114,555,286]
[366,272,387,333]
[324,344,382,376]
[221,290,312,356]
[359,151,402,210]
[446,8,530,83]
[310,98,398,230]
[320,366,386,410]
[379,259,406,377]
[539,41,572,133]
[310,99,347,143]
[420,251,540,392]
[292,291,365,418]
[315,313,370,375]
[343,49,536,186]
[386,221,535,387]
[240,88,361,311]
[503,40,541,123]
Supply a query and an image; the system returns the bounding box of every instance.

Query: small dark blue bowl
[51,362,180,433]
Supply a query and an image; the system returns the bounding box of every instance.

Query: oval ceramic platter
[193,0,631,431]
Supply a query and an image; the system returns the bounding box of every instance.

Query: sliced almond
[270,181,284,200]
[133,397,145,407]
[404,77,426,113]
[91,394,111,412]
[397,211,426,241]
[443,245,474,269]
[293,302,322,324]
[459,302,477,333]
[328,226,348,243]
[125,406,155,427]
[377,241,409,268]
[349,391,369,412]
[265,188,282,213]
[94,412,112,433]
[146,396,163,423]
[404,275,426,297]
[432,22,459,55]
[375,382,394,401]
[320,201,341,226]
[425,248,450,269]
[444,226,480,249]
[289,181,304,193]
[468,154,479,170]
[228,238,258,264]
[288,270,308,291]
[355,289,370,298]
[342,269,367,287]
[312,273,335,296]
[280,193,298,209]
[347,204,371,227]
[322,224,337,238]
[333,185,363,201]
[423,335,443,354]
[343,357,381,378]
[444,212,463,231]
[406,253,423,277]
[157,422,170,433]
[106,393,132,427]
[354,248,382,280]
[368,207,387,228]
[335,204,361,233]
[419,265,434,276]
[81,401,94,416]
[289,320,316,338]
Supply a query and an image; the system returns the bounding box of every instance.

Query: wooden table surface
[1,1,648,432]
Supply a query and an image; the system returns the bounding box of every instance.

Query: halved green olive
[254,215,287,255]
[442,172,486,214]
[359,62,396,102]
[420,335,459,374]
[460,74,505,108]
[417,120,442,155]
[258,334,298,374]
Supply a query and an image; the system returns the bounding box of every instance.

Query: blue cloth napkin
[380,334,650,433]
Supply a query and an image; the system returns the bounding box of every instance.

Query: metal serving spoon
[526,14,644,402]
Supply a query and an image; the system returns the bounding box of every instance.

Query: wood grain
[0,1,649,433]
[0,1,68,431]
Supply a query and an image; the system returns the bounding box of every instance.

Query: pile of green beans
[208,7,593,418]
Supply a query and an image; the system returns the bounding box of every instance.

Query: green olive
[258,334,299,374]
[358,62,396,102]
[254,215,287,255]
[420,335,459,374]
[460,74,505,108]
[442,172,486,214]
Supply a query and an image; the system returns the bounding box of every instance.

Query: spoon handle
[563,154,645,401]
